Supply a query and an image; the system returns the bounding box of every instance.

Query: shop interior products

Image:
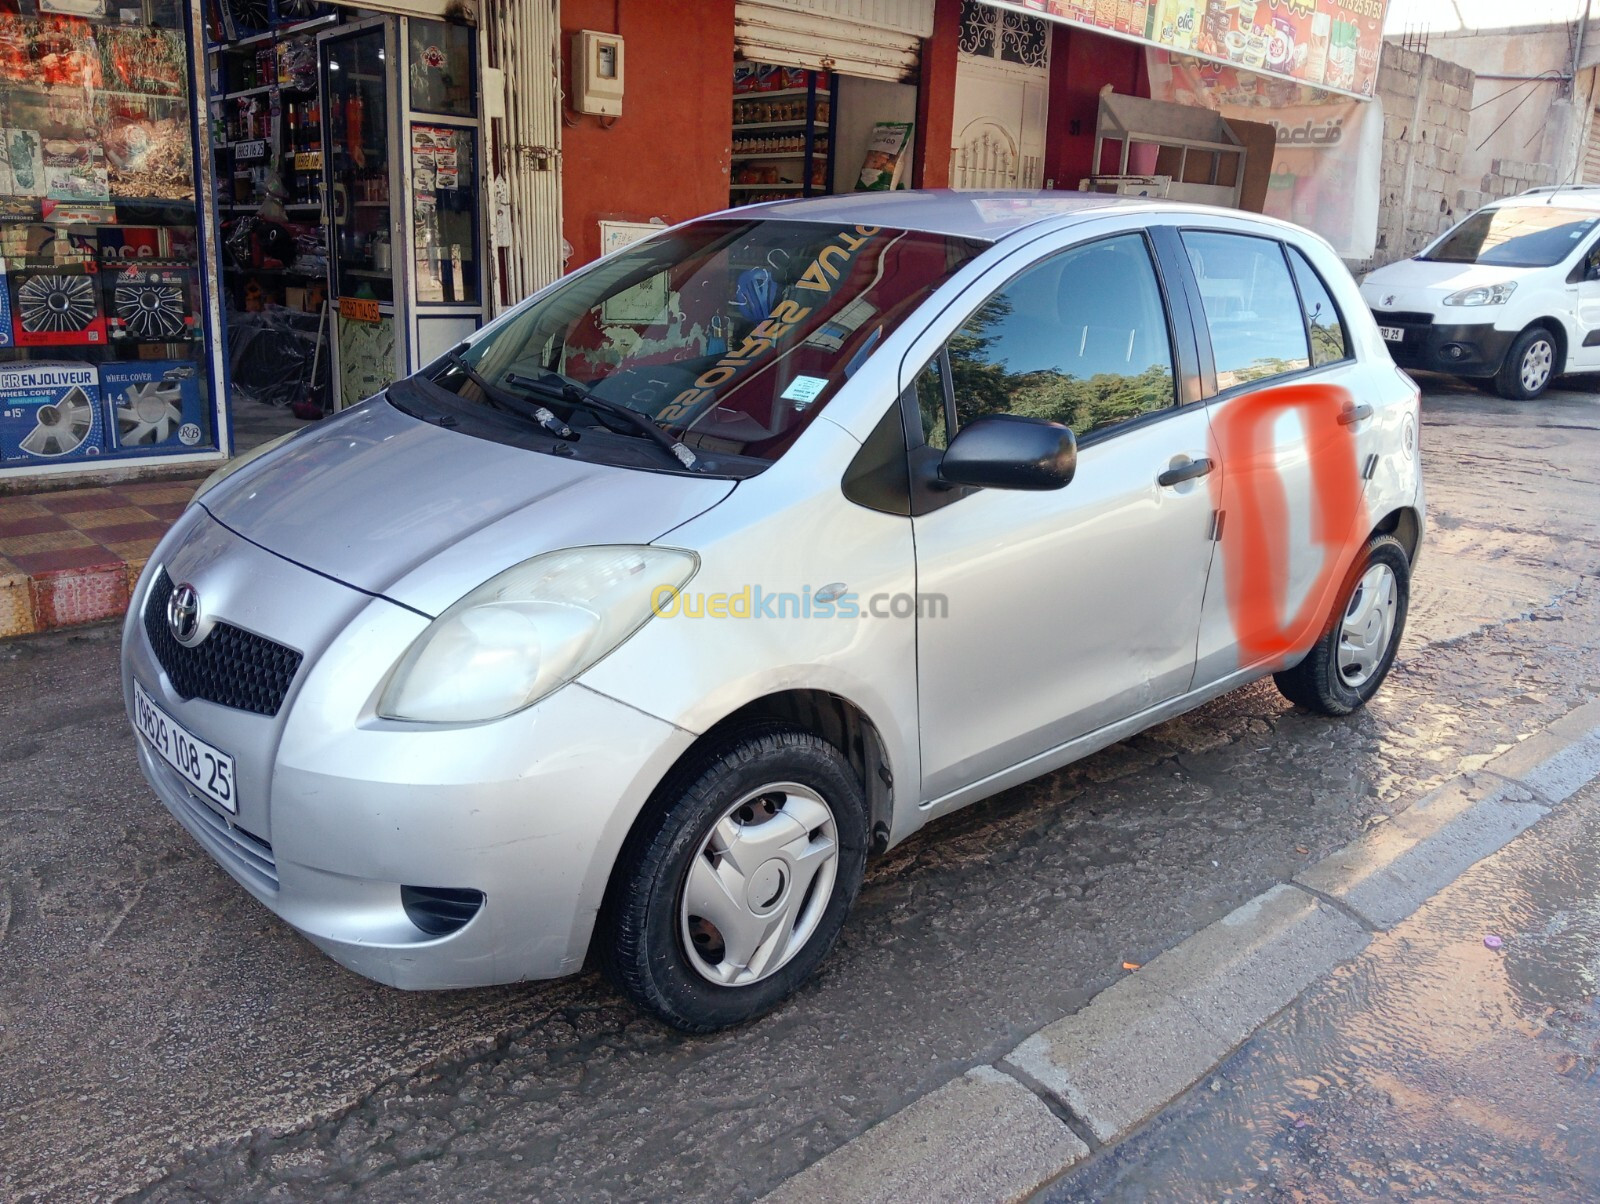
[730,62,836,208]
[0,2,215,470]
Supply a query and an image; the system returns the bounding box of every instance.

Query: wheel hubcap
[1336,563,1399,689]
[1521,339,1553,391]
[679,782,839,987]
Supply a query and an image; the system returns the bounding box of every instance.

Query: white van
[1359,186,1600,399]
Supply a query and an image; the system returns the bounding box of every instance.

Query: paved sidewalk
[0,477,201,638]
[0,398,304,639]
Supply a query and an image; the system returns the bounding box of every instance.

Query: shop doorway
[950,0,1050,190]
[210,5,485,415]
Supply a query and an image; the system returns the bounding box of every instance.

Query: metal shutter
[734,0,929,83]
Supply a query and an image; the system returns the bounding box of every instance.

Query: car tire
[598,726,869,1032]
[1274,533,1410,717]
[1494,326,1558,400]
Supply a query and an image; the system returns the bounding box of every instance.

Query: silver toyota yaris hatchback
[124,192,1423,1031]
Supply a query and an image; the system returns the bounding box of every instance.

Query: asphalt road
[1047,777,1600,1203]
[2,377,1598,1203]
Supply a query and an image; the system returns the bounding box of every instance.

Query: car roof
[1493,186,1600,211]
[737,189,1208,241]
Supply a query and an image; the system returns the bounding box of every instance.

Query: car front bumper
[1374,316,1517,377]
[123,511,695,990]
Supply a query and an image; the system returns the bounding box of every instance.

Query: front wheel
[598,727,868,1032]
[1274,533,1410,716]
[1495,327,1557,400]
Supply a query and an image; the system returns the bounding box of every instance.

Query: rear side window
[1182,231,1311,390]
[1287,247,1349,367]
[943,233,1176,439]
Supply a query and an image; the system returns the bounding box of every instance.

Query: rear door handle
[1338,403,1374,426]
[1157,457,1214,487]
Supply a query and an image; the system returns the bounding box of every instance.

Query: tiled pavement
[0,477,202,638]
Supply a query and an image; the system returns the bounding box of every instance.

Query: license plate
[133,678,238,813]
[1379,325,1405,343]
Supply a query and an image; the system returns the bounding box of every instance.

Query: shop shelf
[733,87,812,100]
[731,119,810,132]
[731,152,810,161]
[728,183,803,191]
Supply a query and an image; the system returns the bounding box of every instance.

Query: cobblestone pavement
[1,378,1597,1202]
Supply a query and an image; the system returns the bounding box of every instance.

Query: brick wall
[1355,46,1474,274]
[1355,45,1563,274]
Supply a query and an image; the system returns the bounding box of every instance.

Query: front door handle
[1157,457,1214,487]
[1338,403,1374,426]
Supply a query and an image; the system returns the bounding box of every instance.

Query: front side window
[422,219,987,471]
[1183,231,1310,390]
[1287,247,1349,367]
[1424,205,1599,268]
[942,233,1176,439]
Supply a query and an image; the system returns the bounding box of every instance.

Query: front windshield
[1423,205,1600,267]
[424,218,987,469]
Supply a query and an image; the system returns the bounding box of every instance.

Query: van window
[1183,232,1311,390]
[1287,247,1349,367]
[1424,205,1600,268]
[943,233,1176,439]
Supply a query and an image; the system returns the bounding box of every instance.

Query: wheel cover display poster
[1147,50,1380,259]
[991,0,1390,99]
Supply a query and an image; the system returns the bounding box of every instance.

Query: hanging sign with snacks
[982,0,1389,100]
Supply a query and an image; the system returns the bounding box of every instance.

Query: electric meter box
[572,30,624,116]
[0,360,105,464]
[100,360,208,457]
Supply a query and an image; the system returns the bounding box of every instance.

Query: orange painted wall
[560,0,735,269]
[1044,24,1149,189]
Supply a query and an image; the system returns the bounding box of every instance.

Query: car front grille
[144,569,303,717]
[1370,309,1433,326]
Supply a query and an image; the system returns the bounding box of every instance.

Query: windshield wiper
[505,371,702,471]
[442,352,573,439]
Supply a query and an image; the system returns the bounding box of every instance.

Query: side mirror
[938,413,1077,491]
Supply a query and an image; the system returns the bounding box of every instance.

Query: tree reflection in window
[945,234,1175,439]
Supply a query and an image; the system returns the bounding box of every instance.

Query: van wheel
[1495,327,1557,399]
[1275,534,1410,716]
[599,727,868,1032]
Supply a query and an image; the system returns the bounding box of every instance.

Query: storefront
[206,2,487,415]
[0,0,224,484]
[730,1,928,205]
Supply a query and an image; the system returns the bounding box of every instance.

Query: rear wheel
[1495,326,1557,400]
[1275,533,1410,716]
[599,727,868,1032]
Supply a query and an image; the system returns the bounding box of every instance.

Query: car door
[909,230,1217,806]
[1568,235,1600,371]
[1180,229,1372,689]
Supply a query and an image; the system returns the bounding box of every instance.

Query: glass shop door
[318,17,405,409]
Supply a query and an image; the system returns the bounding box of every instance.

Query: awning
[979,0,1387,101]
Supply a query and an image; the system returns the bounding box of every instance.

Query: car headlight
[189,430,299,507]
[1443,281,1516,306]
[378,545,699,723]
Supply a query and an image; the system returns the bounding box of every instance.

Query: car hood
[1360,259,1546,309]
[201,397,737,617]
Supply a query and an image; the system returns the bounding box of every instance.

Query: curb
[0,556,144,639]
[759,697,1600,1204]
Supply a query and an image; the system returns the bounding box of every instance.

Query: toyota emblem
[167,582,203,647]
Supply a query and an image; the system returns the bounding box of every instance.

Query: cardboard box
[0,361,105,464]
[9,267,107,346]
[99,359,210,456]
[104,264,194,342]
